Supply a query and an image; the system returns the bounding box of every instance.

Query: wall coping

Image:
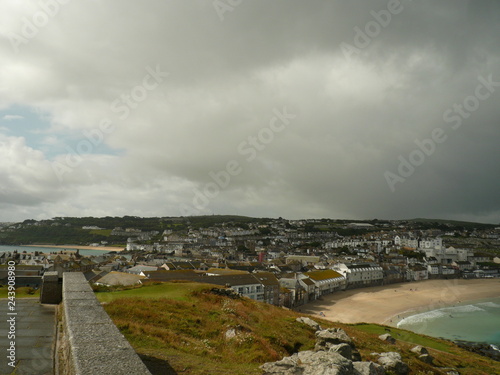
[62,272,152,375]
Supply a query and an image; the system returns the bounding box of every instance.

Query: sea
[397,296,500,347]
[0,244,114,257]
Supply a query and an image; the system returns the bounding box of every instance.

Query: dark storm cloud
[0,0,499,223]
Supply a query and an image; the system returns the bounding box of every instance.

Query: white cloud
[2,115,24,121]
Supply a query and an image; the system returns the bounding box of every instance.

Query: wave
[397,304,485,327]
[477,302,500,309]
[442,304,485,314]
[397,309,448,326]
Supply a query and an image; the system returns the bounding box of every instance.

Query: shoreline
[23,244,125,252]
[298,279,500,326]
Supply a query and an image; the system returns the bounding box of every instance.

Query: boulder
[224,328,237,340]
[315,328,353,351]
[296,317,322,331]
[351,349,362,362]
[261,350,354,375]
[378,333,396,344]
[329,343,352,360]
[410,345,428,355]
[418,354,434,364]
[260,354,301,375]
[353,361,386,375]
[297,351,354,374]
[376,352,409,375]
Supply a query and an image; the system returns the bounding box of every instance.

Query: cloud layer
[0,0,499,223]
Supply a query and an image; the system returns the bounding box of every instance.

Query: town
[1,216,499,308]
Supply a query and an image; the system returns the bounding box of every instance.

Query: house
[253,272,280,306]
[304,269,346,298]
[195,274,266,302]
[383,265,405,283]
[94,271,145,286]
[278,274,307,307]
[286,255,321,266]
[125,265,158,275]
[333,263,383,289]
[452,261,474,272]
[468,253,492,267]
[407,264,428,281]
[299,276,317,303]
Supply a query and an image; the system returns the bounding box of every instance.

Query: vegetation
[0,224,128,245]
[96,282,500,375]
[0,286,40,298]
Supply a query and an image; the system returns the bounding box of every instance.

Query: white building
[418,237,442,250]
[333,263,384,288]
[304,269,346,297]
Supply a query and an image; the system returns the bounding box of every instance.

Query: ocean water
[0,244,112,257]
[397,297,500,346]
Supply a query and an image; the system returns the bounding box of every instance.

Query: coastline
[298,279,500,326]
[23,244,125,252]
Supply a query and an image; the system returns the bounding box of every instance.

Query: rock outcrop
[373,352,409,375]
[378,333,396,345]
[296,317,322,331]
[410,345,428,355]
[260,320,404,374]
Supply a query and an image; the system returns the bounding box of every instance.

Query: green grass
[95,281,214,303]
[0,286,40,298]
[96,282,500,375]
[89,229,112,236]
[351,323,453,353]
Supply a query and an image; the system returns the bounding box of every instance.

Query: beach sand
[299,279,500,326]
[25,244,125,252]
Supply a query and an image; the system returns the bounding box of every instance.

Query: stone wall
[40,271,62,304]
[60,272,152,375]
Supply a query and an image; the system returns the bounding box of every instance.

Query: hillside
[96,282,500,375]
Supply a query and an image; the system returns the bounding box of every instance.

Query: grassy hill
[95,282,500,375]
[409,218,496,229]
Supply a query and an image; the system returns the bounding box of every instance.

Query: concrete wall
[60,272,152,375]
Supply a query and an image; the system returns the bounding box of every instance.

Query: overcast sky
[0,0,499,223]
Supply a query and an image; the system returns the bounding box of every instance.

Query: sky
[0,0,499,224]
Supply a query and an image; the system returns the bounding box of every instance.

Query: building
[304,269,346,298]
[95,271,145,286]
[407,264,428,281]
[333,263,383,289]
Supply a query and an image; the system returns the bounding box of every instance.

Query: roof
[144,270,199,282]
[95,271,145,286]
[194,274,262,288]
[253,272,279,286]
[206,268,249,275]
[127,265,158,272]
[346,263,380,270]
[0,264,44,270]
[305,269,344,281]
[300,277,315,286]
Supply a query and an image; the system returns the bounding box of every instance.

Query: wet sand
[299,279,500,326]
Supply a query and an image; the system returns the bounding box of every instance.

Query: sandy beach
[299,279,500,326]
[25,244,125,252]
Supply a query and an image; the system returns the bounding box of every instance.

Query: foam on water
[442,304,485,314]
[477,301,500,309]
[397,309,446,326]
[397,304,484,327]
[398,297,500,345]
